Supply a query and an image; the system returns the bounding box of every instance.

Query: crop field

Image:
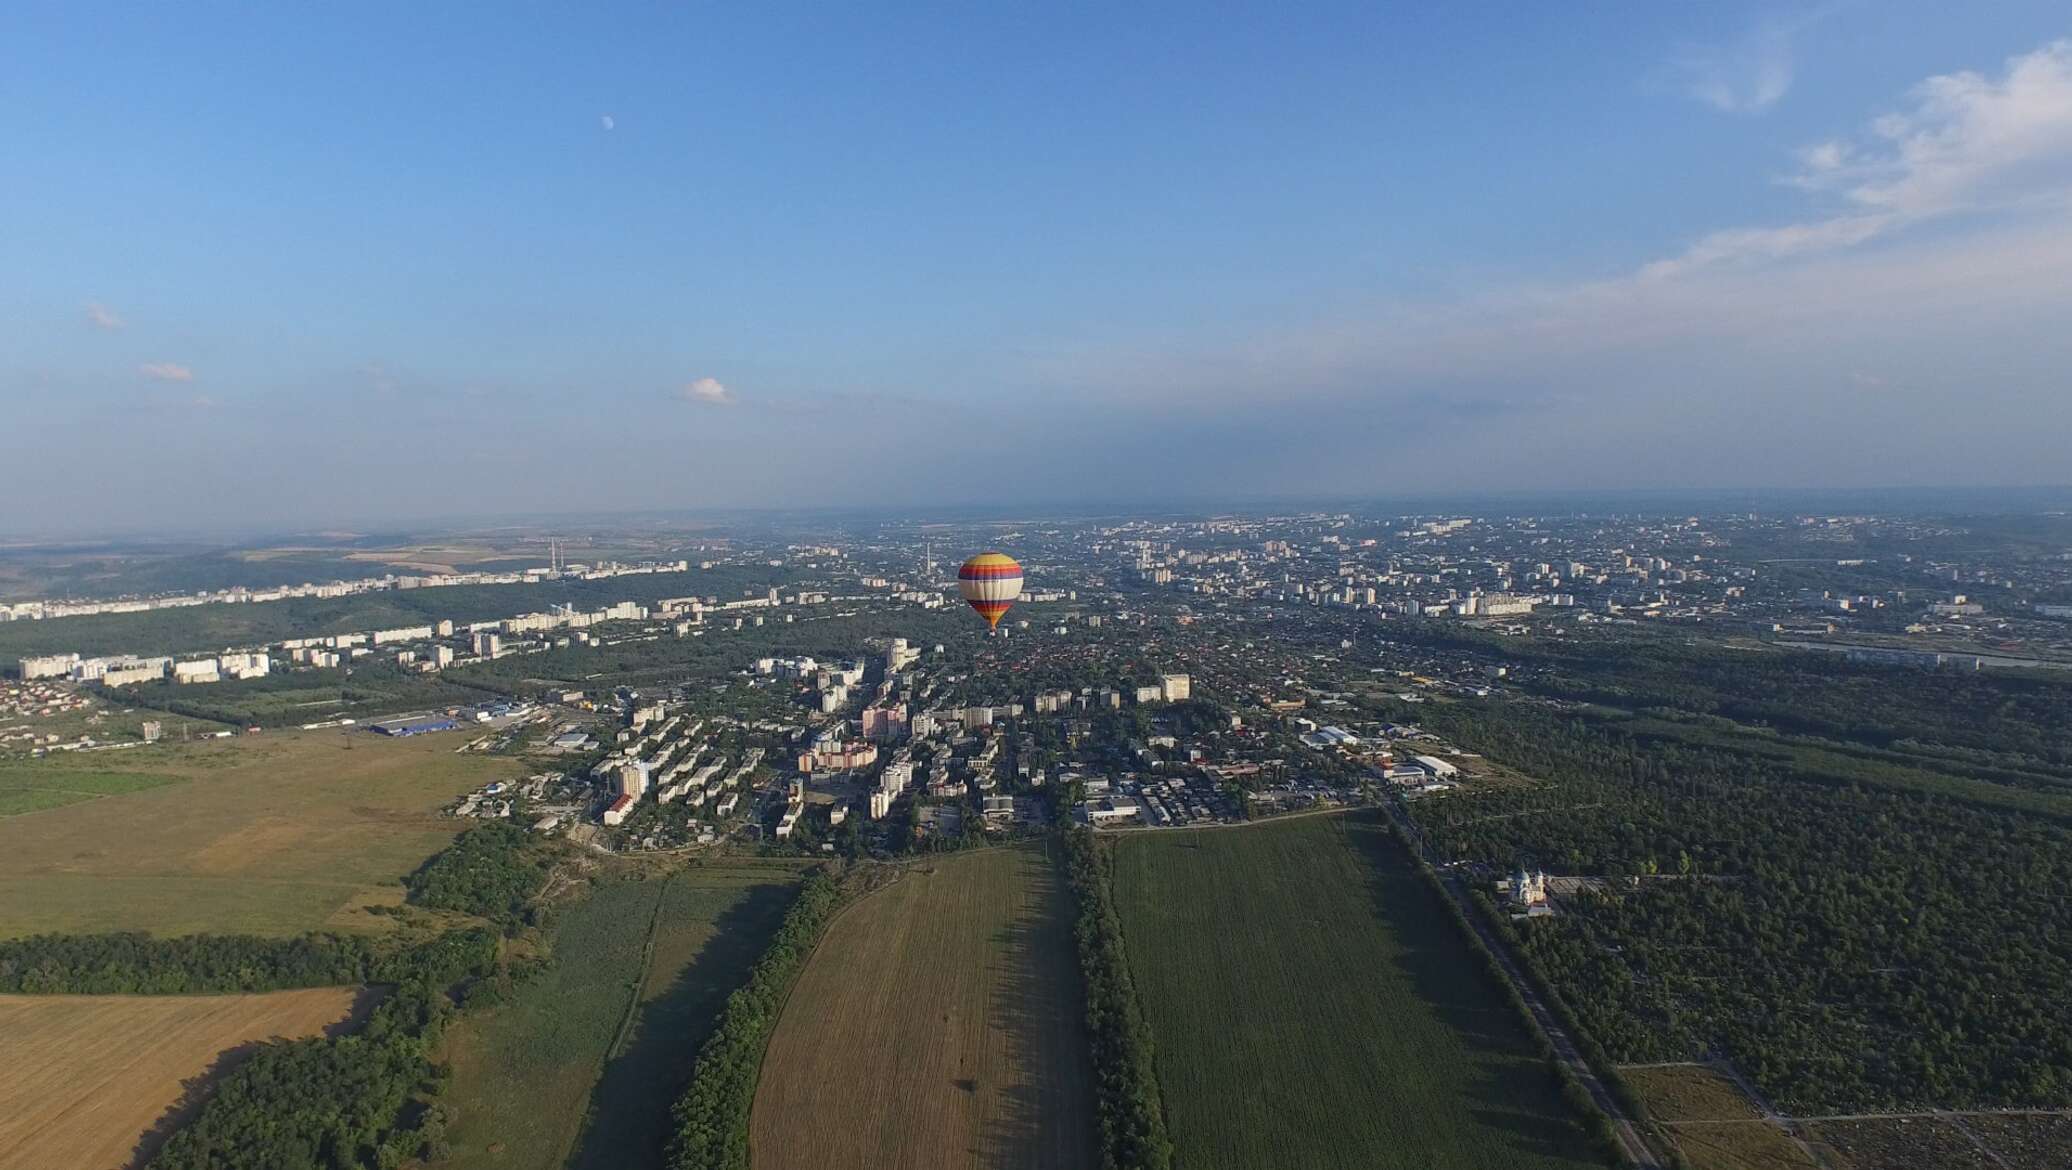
[1111,813,1602,1170]
[1619,1064,1819,1170]
[0,730,518,937]
[442,864,801,1170]
[567,864,804,1170]
[1620,1064,1764,1123]
[0,986,365,1170]
[750,843,1098,1170]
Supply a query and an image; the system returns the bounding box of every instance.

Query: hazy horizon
[6,482,2072,548]
[8,3,2072,531]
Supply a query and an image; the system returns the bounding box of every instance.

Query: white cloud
[189,394,220,410]
[1042,38,2072,455]
[679,376,736,406]
[1801,39,2072,216]
[139,362,194,383]
[600,114,615,131]
[1645,40,2072,278]
[85,301,124,331]
[1661,14,1810,114]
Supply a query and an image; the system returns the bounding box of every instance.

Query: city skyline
[7,3,2072,529]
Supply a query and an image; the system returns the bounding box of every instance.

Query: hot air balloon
[958,551,1023,630]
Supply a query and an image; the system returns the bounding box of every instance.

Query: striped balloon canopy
[957,551,1024,630]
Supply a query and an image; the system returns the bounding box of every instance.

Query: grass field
[0,730,518,937]
[441,864,800,1170]
[0,765,180,817]
[0,986,366,1170]
[750,844,1099,1170]
[1111,814,1603,1170]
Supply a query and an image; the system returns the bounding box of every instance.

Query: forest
[1381,623,2072,787]
[1386,695,2072,1114]
[404,822,552,924]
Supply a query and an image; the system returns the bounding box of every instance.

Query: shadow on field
[1341,814,1600,1165]
[976,847,1100,1170]
[565,882,796,1170]
[127,985,389,1169]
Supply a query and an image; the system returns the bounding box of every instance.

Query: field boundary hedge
[1061,826,1174,1170]
[665,870,840,1170]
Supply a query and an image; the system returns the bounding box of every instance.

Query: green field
[1112,814,1604,1170]
[0,763,181,815]
[0,730,518,937]
[441,865,801,1170]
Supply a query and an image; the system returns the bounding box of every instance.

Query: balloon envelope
[957,552,1023,629]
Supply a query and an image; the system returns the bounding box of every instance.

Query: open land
[749,843,1099,1170]
[0,730,519,937]
[1622,1064,1817,1170]
[441,864,801,1170]
[0,986,366,1170]
[1803,1117,1992,1169]
[1111,813,1603,1170]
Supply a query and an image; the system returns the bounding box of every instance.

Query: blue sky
[5,3,2071,530]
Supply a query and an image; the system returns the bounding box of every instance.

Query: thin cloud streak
[139,361,195,383]
[85,301,124,331]
[1657,11,1821,114]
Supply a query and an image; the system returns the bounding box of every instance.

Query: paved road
[1437,873,1664,1169]
[1381,800,1664,1169]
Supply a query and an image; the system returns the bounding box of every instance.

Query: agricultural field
[1621,1064,1765,1122]
[1111,813,1603,1170]
[442,864,801,1170]
[1620,1064,1819,1170]
[0,985,366,1170]
[750,844,1098,1170]
[0,730,518,937]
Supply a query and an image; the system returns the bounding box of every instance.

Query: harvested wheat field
[0,986,366,1170]
[750,843,1097,1170]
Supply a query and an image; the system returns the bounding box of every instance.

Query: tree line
[0,931,377,995]
[666,871,838,1170]
[0,926,508,997]
[1061,826,1174,1170]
